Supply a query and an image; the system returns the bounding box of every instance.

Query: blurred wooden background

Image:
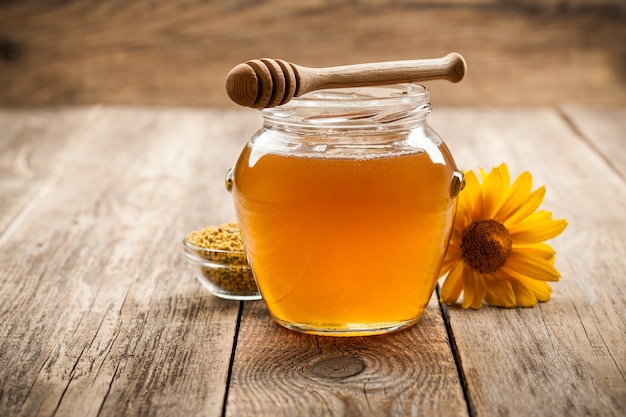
[0,0,624,108]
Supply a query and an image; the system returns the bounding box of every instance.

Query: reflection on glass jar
[230,84,462,336]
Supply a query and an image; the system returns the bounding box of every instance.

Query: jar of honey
[228,84,463,336]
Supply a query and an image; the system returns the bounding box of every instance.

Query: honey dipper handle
[297,53,466,95]
[226,53,466,108]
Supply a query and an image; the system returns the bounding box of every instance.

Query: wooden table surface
[1,105,624,417]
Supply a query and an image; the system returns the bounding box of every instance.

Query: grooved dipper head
[226,59,298,108]
[225,63,260,108]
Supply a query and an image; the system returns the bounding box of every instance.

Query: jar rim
[270,83,428,109]
[260,84,430,129]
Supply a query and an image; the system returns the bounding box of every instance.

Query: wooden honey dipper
[225,53,466,108]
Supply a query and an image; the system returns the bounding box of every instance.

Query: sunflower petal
[484,272,516,307]
[502,186,546,227]
[472,270,488,309]
[509,212,568,243]
[510,278,539,307]
[440,262,465,304]
[520,278,553,302]
[461,269,486,309]
[493,171,532,222]
[502,251,561,281]
[512,243,556,261]
[460,267,475,309]
[458,170,482,224]
[481,164,510,219]
[439,244,462,276]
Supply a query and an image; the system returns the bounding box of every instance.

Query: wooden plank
[429,107,626,416]
[2,106,624,416]
[227,295,468,416]
[0,108,259,417]
[0,108,99,234]
[0,1,624,107]
[560,105,626,179]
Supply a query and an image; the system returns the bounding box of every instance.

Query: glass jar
[227,84,463,336]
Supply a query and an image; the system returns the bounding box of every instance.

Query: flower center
[461,219,512,274]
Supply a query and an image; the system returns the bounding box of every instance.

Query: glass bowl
[182,239,261,300]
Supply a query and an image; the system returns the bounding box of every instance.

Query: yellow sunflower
[439,163,567,309]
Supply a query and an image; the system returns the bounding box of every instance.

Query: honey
[233,140,457,335]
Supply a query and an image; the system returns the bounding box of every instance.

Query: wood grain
[0,1,624,107]
[429,107,626,416]
[0,108,97,234]
[0,108,259,417]
[227,295,468,417]
[560,105,626,180]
